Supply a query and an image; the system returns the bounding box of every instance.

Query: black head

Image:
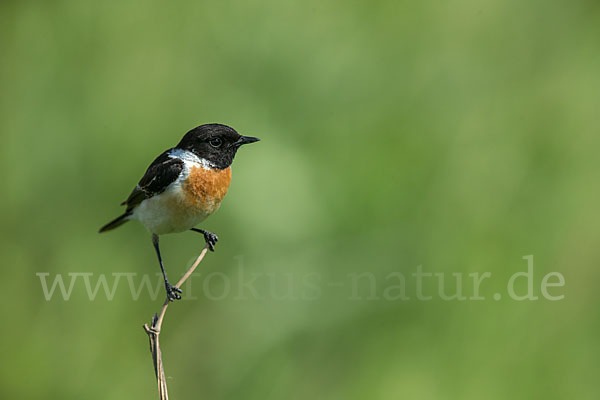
[176,123,260,169]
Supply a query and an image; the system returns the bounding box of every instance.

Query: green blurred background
[1,0,599,399]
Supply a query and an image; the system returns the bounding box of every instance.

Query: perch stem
[143,245,210,400]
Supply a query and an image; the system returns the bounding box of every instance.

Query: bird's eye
[209,137,222,148]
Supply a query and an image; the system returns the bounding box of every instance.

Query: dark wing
[121,150,184,210]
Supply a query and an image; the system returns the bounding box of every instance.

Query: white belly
[132,185,210,235]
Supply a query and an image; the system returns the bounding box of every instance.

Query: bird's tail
[99,211,132,233]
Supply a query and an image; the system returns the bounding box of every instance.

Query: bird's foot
[191,228,219,251]
[165,281,182,301]
[202,231,219,252]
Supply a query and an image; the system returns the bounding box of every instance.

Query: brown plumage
[184,166,232,214]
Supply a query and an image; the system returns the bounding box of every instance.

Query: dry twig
[143,245,210,400]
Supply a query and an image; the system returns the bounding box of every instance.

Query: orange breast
[183,166,232,215]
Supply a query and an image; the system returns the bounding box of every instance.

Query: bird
[99,123,260,301]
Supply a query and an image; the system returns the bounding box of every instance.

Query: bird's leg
[190,228,219,252]
[152,234,182,301]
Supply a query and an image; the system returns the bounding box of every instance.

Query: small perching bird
[99,123,260,301]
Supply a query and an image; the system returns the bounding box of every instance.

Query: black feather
[121,150,184,211]
[99,211,132,233]
[99,150,184,233]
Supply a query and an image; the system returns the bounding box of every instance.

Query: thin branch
[143,245,210,400]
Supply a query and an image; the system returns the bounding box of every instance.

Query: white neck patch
[168,148,216,170]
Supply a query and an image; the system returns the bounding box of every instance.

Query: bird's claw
[165,282,182,301]
[203,231,219,252]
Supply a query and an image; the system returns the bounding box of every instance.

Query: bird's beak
[237,136,260,146]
